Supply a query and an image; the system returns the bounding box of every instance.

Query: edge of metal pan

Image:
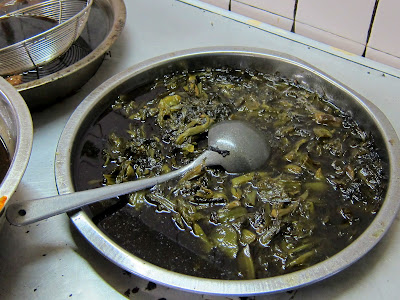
[0,77,33,229]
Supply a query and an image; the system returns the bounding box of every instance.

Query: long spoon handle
[6,152,214,226]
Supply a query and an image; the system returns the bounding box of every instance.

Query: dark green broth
[73,68,387,279]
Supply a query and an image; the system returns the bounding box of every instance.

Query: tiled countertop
[0,0,399,299]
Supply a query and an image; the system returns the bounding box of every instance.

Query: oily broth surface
[73,68,387,279]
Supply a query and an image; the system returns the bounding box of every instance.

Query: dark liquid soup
[73,68,388,279]
[0,137,10,184]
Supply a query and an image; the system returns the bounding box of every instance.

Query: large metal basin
[54,47,400,296]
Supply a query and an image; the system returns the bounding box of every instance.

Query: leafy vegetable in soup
[74,68,387,279]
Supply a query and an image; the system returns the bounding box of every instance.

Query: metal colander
[0,0,93,76]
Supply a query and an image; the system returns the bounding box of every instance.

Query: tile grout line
[291,0,299,33]
[362,0,380,57]
[178,0,400,78]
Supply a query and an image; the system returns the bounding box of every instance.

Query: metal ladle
[6,120,270,226]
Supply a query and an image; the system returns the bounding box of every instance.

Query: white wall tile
[296,0,375,44]
[367,0,400,58]
[231,1,293,31]
[236,0,295,19]
[366,47,400,69]
[198,0,230,10]
[295,22,365,56]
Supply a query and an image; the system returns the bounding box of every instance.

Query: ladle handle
[6,152,213,226]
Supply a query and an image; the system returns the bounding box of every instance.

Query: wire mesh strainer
[0,0,93,76]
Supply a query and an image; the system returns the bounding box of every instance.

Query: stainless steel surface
[15,0,126,109]
[54,47,400,296]
[1,0,400,299]
[0,77,33,228]
[0,0,93,75]
[208,120,271,172]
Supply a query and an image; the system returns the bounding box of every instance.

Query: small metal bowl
[55,47,400,296]
[0,77,33,229]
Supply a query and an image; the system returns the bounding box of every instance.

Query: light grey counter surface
[0,0,399,299]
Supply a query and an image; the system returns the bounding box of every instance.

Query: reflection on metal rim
[0,77,33,228]
[55,47,400,296]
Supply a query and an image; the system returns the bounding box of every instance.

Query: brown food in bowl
[4,74,22,86]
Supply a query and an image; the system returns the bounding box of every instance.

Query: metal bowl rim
[54,46,400,296]
[0,77,33,214]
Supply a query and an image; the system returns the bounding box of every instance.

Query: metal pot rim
[55,46,400,296]
[0,77,33,218]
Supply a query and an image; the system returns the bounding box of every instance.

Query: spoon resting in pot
[6,120,270,226]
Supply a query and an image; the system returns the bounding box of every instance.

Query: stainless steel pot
[0,77,33,229]
[54,47,400,296]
